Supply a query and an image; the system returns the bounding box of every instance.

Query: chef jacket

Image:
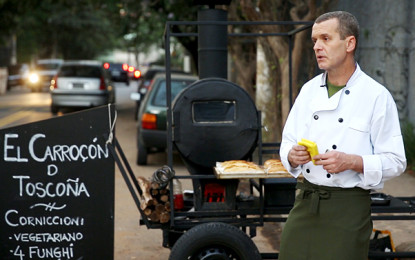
[280,64,406,190]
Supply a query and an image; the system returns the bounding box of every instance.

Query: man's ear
[346,36,356,53]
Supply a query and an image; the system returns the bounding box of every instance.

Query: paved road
[0,88,51,128]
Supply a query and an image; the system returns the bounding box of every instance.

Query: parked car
[134,66,189,120]
[50,60,115,114]
[103,62,130,85]
[136,73,198,165]
[7,63,29,90]
[27,59,63,92]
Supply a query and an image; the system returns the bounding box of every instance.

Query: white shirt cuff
[361,154,382,187]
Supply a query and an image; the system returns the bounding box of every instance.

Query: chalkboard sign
[0,105,115,260]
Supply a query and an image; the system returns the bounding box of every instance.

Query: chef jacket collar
[320,63,360,89]
[345,63,361,87]
[320,71,328,88]
[311,84,342,112]
[312,63,360,113]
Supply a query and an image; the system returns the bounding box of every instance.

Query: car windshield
[152,79,194,106]
[58,65,102,78]
[36,63,61,70]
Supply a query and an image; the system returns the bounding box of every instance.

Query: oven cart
[109,11,415,260]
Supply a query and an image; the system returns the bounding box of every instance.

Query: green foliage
[115,1,164,56]
[401,119,415,170]
[1,0,201,64]
[0,0,27,46]
[1,0,145,61]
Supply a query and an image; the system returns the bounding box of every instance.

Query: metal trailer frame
[109,20,415,259]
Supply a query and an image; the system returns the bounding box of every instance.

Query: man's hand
[313,151,363,174]
[288,145,311,168]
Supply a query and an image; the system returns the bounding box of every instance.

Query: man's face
[311,18,349,71]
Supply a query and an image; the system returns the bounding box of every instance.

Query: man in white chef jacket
[278,11,406,260]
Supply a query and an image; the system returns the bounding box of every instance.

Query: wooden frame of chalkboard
[0,105,115,260]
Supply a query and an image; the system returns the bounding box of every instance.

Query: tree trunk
[227,0,333,142]
[256,38,282,142]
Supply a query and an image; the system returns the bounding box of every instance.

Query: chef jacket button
[332,144,337,149]
[326,173,331,178]
[345,90,350,95]
[306,169,310,173]
[338,118,343,123]
[314,115,319,120]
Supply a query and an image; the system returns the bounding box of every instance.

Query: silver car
[50,60,115,114]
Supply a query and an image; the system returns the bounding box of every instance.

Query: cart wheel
[137,140,148,165]
[168,222,261,260]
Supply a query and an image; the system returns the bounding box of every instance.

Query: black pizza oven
[172,78,259,174]
[169,8,260,210]
[172,78,260,210]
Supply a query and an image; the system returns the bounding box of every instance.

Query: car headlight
[28,73,39,84]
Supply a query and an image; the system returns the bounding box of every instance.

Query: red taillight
[141,113,157,129]
[122,63,129,71]
[51,75,58,89]
[99,77,106,90]
[103,62,110,70]
[128,66,135,72]
[134,70,141,79]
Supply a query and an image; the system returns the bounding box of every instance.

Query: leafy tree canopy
[1,0,128,61]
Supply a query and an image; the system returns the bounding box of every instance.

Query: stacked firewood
[137,177,171,224]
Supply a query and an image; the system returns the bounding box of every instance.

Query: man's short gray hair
[315,11,359,49]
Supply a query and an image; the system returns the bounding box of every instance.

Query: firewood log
[155,204,165,214]
[137,177,154,210]
[160,211,170,224]
[149,211,160,222]
[151,181,160,190]
[138,176,174,223]
[159,189,169,195]
[165,202,171,212]
[151,188,159,196]
[143,208,152,216]
[160,194,169,203]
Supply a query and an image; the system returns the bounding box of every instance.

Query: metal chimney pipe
[198,9,228,79]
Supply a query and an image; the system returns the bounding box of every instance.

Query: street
[1,84,415,259]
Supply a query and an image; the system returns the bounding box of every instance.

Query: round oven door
[172,78,259,169]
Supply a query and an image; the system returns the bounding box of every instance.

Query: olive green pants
[278,180,372,260]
